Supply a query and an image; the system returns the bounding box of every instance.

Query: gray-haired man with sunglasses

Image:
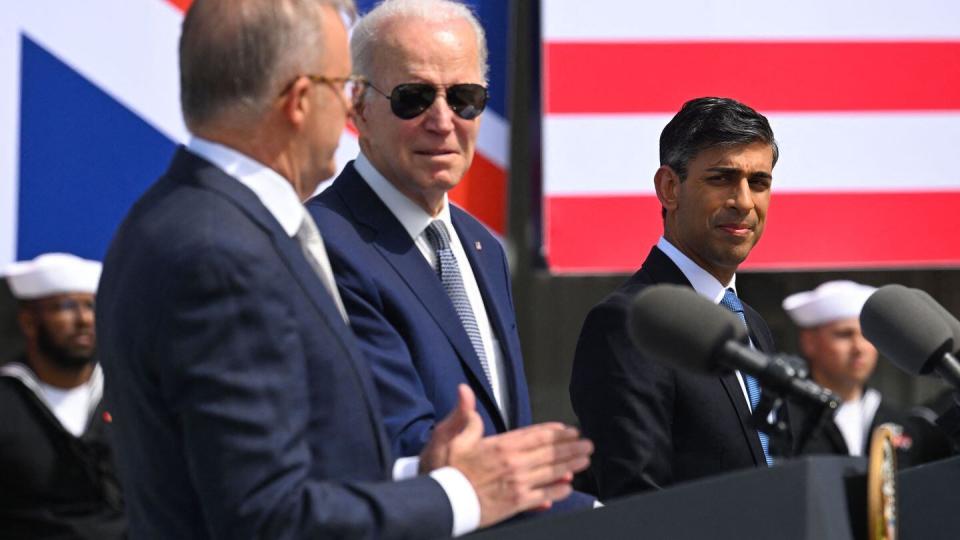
[308,0,596,516]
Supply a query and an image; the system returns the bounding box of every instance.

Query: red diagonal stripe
[166,0,191,13]
[545,41,960,113]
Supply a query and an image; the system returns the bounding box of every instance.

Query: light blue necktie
[719,288,774,466]
[424,221,493,387]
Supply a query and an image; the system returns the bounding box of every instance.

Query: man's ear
[351,94,367,128]
[797,329,817,360]
[654,165,681,212]
[17,309,37,340]
[280,76,312,129]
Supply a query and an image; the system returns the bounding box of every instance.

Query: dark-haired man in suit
[571,96,785,500]
[95,0,591,537]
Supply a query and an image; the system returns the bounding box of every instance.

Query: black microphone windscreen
[860,284,954,375]
[627,284,746,373]
[912,288,960,353]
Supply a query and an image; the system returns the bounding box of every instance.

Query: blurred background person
[784,280,951,464]
[783,280,881,457]
[0,253,124,539]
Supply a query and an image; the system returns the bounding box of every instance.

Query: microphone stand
[747,354,841,460]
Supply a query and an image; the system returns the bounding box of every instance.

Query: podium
[899,455,960,539]
[469,456,960,539]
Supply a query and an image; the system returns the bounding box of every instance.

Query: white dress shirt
[656,236,754,411]
[186,139,480,536]
[355,153,512,424]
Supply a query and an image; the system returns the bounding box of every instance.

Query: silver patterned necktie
[295,210,348,323]
[423,220,493,387]
[719,288,774,466]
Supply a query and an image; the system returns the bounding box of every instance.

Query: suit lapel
[333,167,503,420]
[644,246,766,465]
[181,149,391,468]
[719,371,766,465]
[451,211,514,427]
[744,308,774,354]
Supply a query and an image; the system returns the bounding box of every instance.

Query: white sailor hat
[3,253,102,300]
[782,280,877,328]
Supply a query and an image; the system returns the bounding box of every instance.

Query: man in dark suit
[571,97,782,500]
[308,2,528,458]
[96,1,592,538]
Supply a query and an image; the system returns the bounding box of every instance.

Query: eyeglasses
[280,74,368,105]
[304,75,367,103]
[366,82,488,120]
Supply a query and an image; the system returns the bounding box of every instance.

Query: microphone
[860,284,960,389]
[911,288,960,353]
[911,289,960,447]
[627,285,839,409]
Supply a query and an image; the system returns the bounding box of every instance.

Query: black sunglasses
[366,82,489,120]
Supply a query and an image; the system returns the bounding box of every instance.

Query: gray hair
[351,0,488,84]
[179,0,356,131]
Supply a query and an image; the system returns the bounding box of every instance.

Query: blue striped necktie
[719,288,774,466]
[424,221,493,387]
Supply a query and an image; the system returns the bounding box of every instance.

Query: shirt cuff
[392,456,420,480]
[429,466,481,537]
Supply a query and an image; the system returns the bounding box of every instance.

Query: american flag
[542,0,960,273]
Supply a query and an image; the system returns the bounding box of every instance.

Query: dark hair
[659,96,778,181]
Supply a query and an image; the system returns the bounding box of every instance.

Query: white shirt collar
[656,236,737,304]
[0,362,103,436]
[354,152,454,239]
[187,137,304,237]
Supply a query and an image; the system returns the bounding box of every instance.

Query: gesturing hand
[420,385,593,527]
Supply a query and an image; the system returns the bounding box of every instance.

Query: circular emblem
[867,423,899,540]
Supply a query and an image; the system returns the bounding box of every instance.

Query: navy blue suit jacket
[571,246,781,500]
[307,162,532,458]
[96,148,451,539]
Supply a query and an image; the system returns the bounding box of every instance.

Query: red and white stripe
[542,0,960,272]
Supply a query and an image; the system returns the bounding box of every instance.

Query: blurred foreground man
[96,0,591,538]
[783,281,884,457]
[0,253,124,539]
[308,0,594,510]
[571,97,786,500]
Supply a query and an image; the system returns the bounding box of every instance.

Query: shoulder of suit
[449,204,492,235]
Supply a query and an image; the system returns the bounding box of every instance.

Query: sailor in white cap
[783,280,895,457]
[0,253,125,538]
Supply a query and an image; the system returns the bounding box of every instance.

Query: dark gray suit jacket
[97,147,452,539]
[571,246,779,499]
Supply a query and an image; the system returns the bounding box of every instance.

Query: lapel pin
[475,241,482,251]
